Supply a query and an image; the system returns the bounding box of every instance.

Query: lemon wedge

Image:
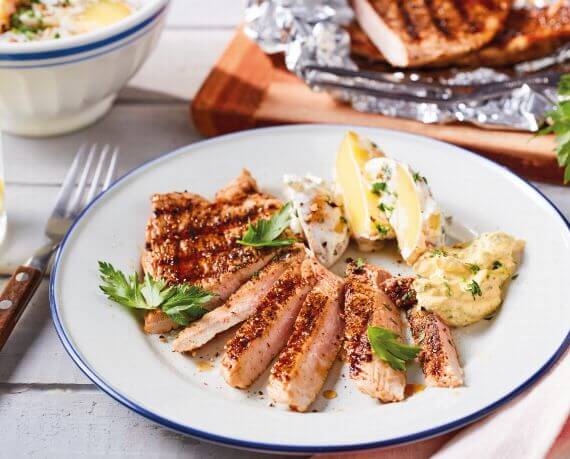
[76,0,131,33]
[365,157,443,264]
[335,132,393,250]
[391,163,425,263]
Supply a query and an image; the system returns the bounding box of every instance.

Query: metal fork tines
[0,143,119,352]
[32,144,119,269]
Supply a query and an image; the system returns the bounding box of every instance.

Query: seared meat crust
[379,275,464,388]
[142,170,281,334]
[353,0,512,67]
[452,3,570,67]
[171,246,306,352]
[268,262,344,411]
[221,258,317,388]
[351,2,570,67]
[407,308,464,387]
[343,262,406,402]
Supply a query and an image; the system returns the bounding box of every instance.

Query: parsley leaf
[237,202,297,248]
[465,279,482,299]
[538,74,570,183]
[98,262,214,326]
[367,326,421,371]
[99,262,151,309]
[371,182,387,194]
[378,202,394,214]
[444,281,452,297]
[356,257,366,268]
[375,223,390,236]
[140,273,169,308]
[412,172,427,184]
[431,248,448,257]
[160,284,213,326]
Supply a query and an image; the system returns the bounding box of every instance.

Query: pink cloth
[317,352,569,459]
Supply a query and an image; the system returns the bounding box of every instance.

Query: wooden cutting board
[192,29,564,183]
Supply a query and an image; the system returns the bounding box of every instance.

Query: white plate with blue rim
[50,125,570,454]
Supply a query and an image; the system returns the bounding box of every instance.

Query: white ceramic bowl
[0,0,170,137]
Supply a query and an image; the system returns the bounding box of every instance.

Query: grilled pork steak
[380,276,464,387]
[407,308,464,387]
[268,261,344,412]
[344,262,406,402]
[172,246,306,353]
[352,0,511,67]
[351,3,570,67]
[142,170,281,334]
[221,258,317,389]
[450,2,570,67]
[348,21,387,62]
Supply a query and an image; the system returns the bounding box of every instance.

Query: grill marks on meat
[171,246,306,353]
[343,262,406,402]
[268,262,344,412]
[351,3,570,67]
[142,170,281,334]
[143,194,280,285]
[221,258,317,389]
[450,3,570,67]
[407,308,464,387]
[353,0,511,67]
[379,275,464,388]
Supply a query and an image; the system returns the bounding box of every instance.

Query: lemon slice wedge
[365,157,443,264]
[391,163,425,263]
[335,132,393,250]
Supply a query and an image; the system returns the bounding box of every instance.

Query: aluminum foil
[244,0,568,131]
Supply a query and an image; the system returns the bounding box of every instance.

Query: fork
[0,144,119,351]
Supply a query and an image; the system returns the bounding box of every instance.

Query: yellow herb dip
[412,232,525,327]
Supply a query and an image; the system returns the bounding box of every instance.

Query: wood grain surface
[192,29,563,183]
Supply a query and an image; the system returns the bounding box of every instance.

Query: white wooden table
[0,1,568,456]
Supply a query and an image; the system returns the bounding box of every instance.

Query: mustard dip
[412,232,525,327]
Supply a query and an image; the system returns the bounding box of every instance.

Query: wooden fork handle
[0,266,43,351]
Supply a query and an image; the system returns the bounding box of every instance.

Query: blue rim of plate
[49,124,570,454]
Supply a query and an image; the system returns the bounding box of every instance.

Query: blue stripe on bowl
[49,125,570,454]
[0,17,158,69]
[0,6,165,62]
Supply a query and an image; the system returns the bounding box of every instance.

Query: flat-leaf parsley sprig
[98,262,216,326]
[237,202,297,248]
[367,326,421,371]
[538,74,570,183]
